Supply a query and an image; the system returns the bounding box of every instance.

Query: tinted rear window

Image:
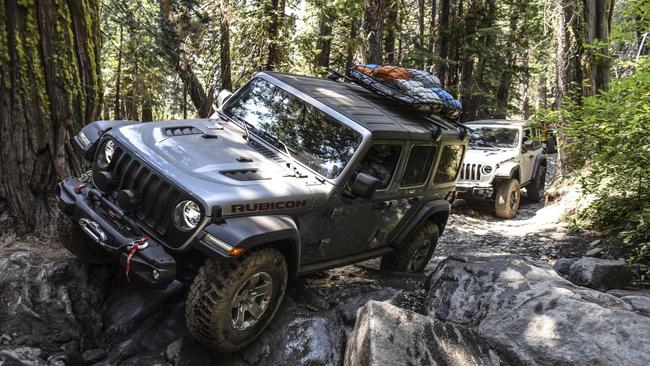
[401,145,437,187]
[434,145,464,183]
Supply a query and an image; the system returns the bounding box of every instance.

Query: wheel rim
[510,190,519,211]
[407,239,431,272]
[230,272,273,331]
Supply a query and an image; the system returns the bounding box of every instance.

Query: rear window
[434,145,464,183]
[401,145,437,187]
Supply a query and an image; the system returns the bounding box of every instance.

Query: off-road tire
[380,222,439,273]
[61,220,113,264]
[185,248,288,353]
[526,165,546,202]
[494,178,521,219]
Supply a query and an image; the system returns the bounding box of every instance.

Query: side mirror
[523,140,533,149]
[349,172,380,199]
[217,89,233,109]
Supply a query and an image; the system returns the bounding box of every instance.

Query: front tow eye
[79,218,116,249]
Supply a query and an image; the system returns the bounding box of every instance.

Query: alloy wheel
[230,272,273,331]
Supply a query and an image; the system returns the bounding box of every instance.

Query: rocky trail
[1,156,648,365]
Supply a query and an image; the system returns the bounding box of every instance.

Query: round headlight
[481,165,493,175]
[174,200,201,231]
[97,140,115,169]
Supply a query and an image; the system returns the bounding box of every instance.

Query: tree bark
[427,0,437,69]
[114,25,123,119]
[219,0,232,90]
[0,0,102,232]
[345,14,358,68]
[315,3,335,70]
[265,0,285,70]
[159,0,214,117]
[437,0,450,84]
[384,0,398,64]
[584,0,611,93]
[362,0,383,64]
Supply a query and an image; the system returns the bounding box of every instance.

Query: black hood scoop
[164,126,203,136]
[220,169,270,181]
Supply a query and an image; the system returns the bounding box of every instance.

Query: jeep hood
[463,148,518,165]
[107,119,317,212]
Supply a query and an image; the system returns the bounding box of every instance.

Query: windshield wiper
[276,140,295,169]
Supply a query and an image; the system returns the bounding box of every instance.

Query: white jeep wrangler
[454,120,547,219]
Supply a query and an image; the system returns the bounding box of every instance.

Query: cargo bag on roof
[345,65,462,120]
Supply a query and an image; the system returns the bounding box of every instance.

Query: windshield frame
[220,73,372,184]
[467,125,521,150]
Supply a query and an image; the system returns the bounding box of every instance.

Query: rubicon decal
[231,200,307,213]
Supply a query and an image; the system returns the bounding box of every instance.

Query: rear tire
[526,166,546,202]
[380,222,439,273]
[494,178,521,219]
[185,248,287,353]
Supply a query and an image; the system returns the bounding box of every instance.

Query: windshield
[223,78,362,179]
[469,127,520,149]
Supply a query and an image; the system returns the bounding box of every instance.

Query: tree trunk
[345,14,358,68]
[427,0,437,69]
[265,0,285,70]
[584,0,611,93]
[315,4,335,70]
[0,0,102,233]
[141,94,153,122]
[384,0,398,64]
[417,0,425,68]
[159,0,213,117]
[437,0,450,84]
[554,0,584,107]
[219,0,232,90]
[114,26,123,119]
[362,0,383,64]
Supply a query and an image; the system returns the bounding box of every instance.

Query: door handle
[373,201,392,210]
[528,154,534,158]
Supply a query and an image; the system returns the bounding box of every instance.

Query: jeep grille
[93,144,197,247]
[459,163,483,181]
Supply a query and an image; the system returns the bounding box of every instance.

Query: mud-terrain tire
[61,221,113,264]
[185,248,288,353]
[380,222,439,273]
[526,165,546,202]
[494,178,521,219]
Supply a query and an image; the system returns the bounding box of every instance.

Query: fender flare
[495,161,520,180]
[194,215,300,276]
[390,200,450,250]
[74,120,140,161]
[532,155,547,177]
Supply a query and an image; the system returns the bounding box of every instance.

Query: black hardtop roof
[264,71,461,140]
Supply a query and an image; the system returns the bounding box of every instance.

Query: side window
[401,145,437,187]
[532,128,543,149]
[357,144,402,190]
[522,128,532,150]
[434,145,464,183]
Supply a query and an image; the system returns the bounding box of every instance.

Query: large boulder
[0,249,109,347]
[568,257,632,290]
[344,300,503,366]
[426,255,650,366]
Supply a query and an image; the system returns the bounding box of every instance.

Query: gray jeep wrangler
[56,72,468,352]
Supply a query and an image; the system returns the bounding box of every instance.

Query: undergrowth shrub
[551,58,650,264]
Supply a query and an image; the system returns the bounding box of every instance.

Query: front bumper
[56,176,176,288]
[455,185,494,200]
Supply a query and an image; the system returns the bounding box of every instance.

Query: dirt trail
[427,154,594,272]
